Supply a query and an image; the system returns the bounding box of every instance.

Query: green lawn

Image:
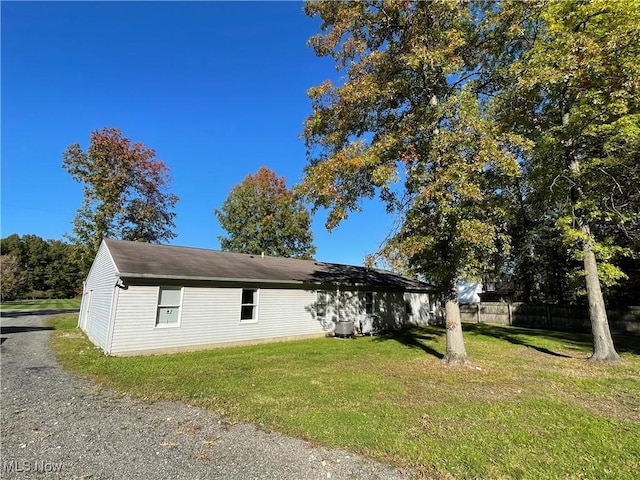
[1,298,81,310]
[49,315,640,480]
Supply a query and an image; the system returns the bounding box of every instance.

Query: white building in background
[456,280,483,304]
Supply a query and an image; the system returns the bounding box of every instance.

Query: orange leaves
[62,127,178,251]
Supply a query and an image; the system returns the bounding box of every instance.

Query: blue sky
[1,1,395,266]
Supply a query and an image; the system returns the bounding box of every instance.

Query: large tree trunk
[563,100,620,365]
[442,296,469,365]
[582,226,621,364]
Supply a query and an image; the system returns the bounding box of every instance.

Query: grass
[1,298,81,310]
[49,315,640,480]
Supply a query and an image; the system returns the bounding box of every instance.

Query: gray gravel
[1,313,410,480]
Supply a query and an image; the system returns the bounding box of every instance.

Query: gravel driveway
[1,313,409,480]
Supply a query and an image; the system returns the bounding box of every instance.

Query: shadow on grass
[464,323,640,356]
[373,326,445,360]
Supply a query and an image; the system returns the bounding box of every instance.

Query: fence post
[507,303,512,326]
[476,303,481,323]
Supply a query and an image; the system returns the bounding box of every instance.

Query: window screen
[240,288,258,322]
[157,287,181,325]
[365,292,375,315]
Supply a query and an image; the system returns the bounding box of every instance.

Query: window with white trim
[156,287,182,326]
[240,288,258,322]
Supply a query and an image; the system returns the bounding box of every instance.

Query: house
[457,280,483,304]
[78,239,436,356]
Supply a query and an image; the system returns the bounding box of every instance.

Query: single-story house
[78,239,436,356]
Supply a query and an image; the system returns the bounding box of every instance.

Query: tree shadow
[464,323,640,356]
[373,326,445,360]
[0,325,55,335]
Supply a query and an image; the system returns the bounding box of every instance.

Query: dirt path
[1,313,408,480]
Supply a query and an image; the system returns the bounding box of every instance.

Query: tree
[20,234,51,294]
[1,234,83,299]
[215,167,316,259]
[301,1,526,364]
[46,240,83,298]
[1,254,25,301]
[63,127,179,266]
[491,0,640,363]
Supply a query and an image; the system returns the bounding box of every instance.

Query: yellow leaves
[307,80,334,99]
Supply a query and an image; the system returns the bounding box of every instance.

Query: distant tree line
[1,234,84,300]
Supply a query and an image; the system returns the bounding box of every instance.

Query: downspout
[78,281,87,328]
[104,278,122,355]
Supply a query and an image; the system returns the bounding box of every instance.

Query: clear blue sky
[1,1,394,266]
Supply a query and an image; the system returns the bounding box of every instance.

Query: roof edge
[116,272,431,290]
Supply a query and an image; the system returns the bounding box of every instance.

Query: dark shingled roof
[103,239,430,291]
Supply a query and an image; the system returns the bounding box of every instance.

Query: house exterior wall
[108,285,326,355]
[78,242,118,350]
[311,289,418,333]
[405,292,434,326]
[103,283,431,355]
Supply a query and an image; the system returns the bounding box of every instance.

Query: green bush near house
[49,315,640,480]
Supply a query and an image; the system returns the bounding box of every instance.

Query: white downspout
[78,281,87,328]
[104,279,121,355]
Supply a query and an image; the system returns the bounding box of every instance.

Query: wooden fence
[459,302,640,335]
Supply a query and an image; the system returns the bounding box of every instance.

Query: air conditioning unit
[334,321,354,339]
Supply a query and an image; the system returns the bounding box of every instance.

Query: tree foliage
[215,167,316,259]
[301,0,529,364]
[1,254,25,301]
[62,127,179,262]
[302,0,638,364]
[0,234,83,299]
[490,0,640,362]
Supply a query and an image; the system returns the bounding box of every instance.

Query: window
[405,300,412,315]
[156,287,182,326]
[365,292,376,315]
[240,288,258,322]
[404,293,413,315]
[317,291,328,319]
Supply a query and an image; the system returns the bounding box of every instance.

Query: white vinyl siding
[78,242,118,350]
[108,286,326,355]
[404,292,433,326]
[99,280,431,355]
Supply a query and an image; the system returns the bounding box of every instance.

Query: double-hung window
[157,287,182,326]
[365,292,376,315]
[404,293,413,316]
[240,288,258,323]
[317,290,328,320]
